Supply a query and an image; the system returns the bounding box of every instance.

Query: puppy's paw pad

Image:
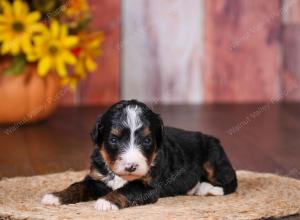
[95,199,119,211]
[41,194,60,206]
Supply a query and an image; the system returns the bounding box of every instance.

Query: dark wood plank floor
[0,103,299,179]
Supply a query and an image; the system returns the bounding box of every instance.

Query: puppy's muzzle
[124,163,138,172]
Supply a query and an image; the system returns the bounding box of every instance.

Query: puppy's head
[91,100,163,181]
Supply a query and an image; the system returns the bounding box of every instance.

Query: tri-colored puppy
[42,100,237,211]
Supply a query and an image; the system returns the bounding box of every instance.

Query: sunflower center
[12,21,24,32]
[49,45,59,55]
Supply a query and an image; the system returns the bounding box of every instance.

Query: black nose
[125,163,138,172]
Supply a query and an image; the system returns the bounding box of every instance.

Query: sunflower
[30,20,78,77]
[0,0,44,55]
[72,31,104,77]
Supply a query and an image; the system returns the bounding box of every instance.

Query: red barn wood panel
[203,0,281,103]
[282,26,300,101]
[61,0,120,105]
[282,0,300,101]
[282,0,300,24]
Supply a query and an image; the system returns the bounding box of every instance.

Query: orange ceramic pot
[0,62,62,124]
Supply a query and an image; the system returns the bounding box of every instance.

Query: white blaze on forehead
[124,105,142,144]
[124,106,142,152]
[114,105,148,176]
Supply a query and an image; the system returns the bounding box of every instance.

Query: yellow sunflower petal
[26,11,41,24]
[1,32,14,42]
[75,67,84,76]
[33,35,46,45]
[0,15,8,23]
[11,39,21,55]
[69,79,78,91]
[89,40,101,48]
[38,56,52,76]
[21,37,32,54]
[62,36,78,47]
[1,1,12,15]
[63,51,76,64]
[85,57,97,72]
[61,77,78,92]
[1,41,11,54]
[60,25,68,37]
[0,27,6,40]
[50,20,59,38]
[30,23,46,33]
[74,60,85,75]
[26,52,38,62]
[55,58,67,77]
[13,0,28,18]
[61,78,68,86]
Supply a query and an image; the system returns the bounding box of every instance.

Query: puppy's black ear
[154,113,164,148]
[90,116,103,145]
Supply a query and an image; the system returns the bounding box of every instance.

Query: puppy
[41,100,237,211]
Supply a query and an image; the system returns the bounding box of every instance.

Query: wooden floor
[0,103,300,179]
[0,104,299,219]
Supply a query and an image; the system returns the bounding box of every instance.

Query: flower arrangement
[0,0,104,91]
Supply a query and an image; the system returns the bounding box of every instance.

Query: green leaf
[70,16,91,34]
[4,54,27,76]
[32,0,59,13]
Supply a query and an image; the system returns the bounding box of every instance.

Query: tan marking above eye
[111,128,121,136]
[143,127,151,136]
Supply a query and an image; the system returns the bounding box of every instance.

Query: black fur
[46,100,237,209]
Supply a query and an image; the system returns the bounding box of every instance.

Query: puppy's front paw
[41,193,60,206]
[95,198,119,211]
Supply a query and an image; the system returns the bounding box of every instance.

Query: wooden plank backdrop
[122,0,283,103]
[282,0,300,101]
[57,0,300,105]
[203,0,282,103]
[122,0,204,104]
[60,0,120,105]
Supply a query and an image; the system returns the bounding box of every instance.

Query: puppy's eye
[110,137,118,144]
[143,137,152,145]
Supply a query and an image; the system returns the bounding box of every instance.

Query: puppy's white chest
[90,169,127,190]
[105,175,127,190]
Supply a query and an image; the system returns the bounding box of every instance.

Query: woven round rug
[0,170,299,220]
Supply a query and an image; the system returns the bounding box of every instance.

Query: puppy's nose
[125,163,138,172]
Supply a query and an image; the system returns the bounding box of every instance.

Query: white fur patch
[105,175,127,190]
[114,106,148,177]
[124,106,142,138]
[187,182,201,195]
[95,198,119,211]
[41,194,60,205]
[115,147,148,176]
[90,169,127,190]
[187,182,224,196]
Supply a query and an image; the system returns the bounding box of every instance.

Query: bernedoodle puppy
[41,100,237,211]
